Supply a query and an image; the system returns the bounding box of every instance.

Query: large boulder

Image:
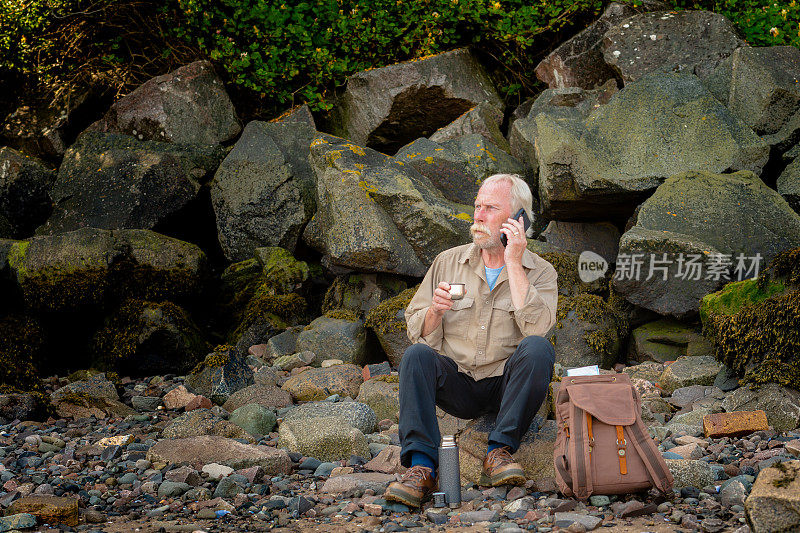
[538,221,620,265]
[535,72,769,220]
[210,121,316,261]
[218,248,310,345]
[283,400,377,434]
[295,315,368,366]
[745,460,800,533]
[86,60,241,144]
[364,287,416,367]
[459,415,556,488]
[629,319,712,363]
[304,134,471,275]
[549,294,625,369]
[778,157,800,214]
[528,242,609,298]
[37,132,225,235]
[0,147,55,238]
[281,364,363,402]
[509,82,618,186]
[331,48,502,155]
[277,416,370,462]
[321,273,407,318]
[429,102,507,151]
[534,2,663,89]
[614,171,800,318]
[146,435,291,472]
[92,299,209,376]
[356,376,400,422]
[722,384,800,432]
[1,84,100,160]
[5,228,207,312]
[395,134,525,205]
[184,346,254,405]
[708,46,800,154]
[601,10,745,84]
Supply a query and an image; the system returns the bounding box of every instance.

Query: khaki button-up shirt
[405,243,558,380]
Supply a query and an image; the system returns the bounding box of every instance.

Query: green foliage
[3,0,799,121]
[162,0,605,112]
[667,0,800,47]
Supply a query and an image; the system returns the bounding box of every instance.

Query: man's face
[471,181,513,250]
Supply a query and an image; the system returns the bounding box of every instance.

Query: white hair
[480,173,535,237]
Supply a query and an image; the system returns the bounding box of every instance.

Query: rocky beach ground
[0,358,797,533]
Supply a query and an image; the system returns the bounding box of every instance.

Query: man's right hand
[431,281,454,316]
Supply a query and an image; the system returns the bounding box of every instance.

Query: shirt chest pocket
[491,298,519,343]
[443,297,474,339]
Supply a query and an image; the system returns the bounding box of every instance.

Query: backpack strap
[625,419,674,495]
[554,452,573,497]
[568,402,593,500]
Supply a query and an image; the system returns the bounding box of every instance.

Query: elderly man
[384,173,558,508]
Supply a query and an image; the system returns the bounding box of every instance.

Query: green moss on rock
[92,299,209,375]
[21,268,110,312]
[255,247,309,294]
[365,286,418,335]
[702,247,800,389]
[554,293,626,367]
[232,291,307,341]
[189,348,232,376]
[323,308,360,321]
[700,278,786,324]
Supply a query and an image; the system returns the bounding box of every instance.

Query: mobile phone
[501,208,531,247]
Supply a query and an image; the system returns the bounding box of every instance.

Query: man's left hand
[501,216,526,266]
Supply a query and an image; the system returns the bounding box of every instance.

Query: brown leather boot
[480,446,526,487]
[384,465,437,508]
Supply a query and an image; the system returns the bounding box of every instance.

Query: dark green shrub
[667,0,800,47]
[161,0,607,112]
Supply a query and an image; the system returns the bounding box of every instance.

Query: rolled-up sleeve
[512,262,558,337]
[404,257,443,351]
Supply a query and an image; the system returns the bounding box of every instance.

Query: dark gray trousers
[398,335,555,468]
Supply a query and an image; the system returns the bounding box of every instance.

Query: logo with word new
[578,251,608,283]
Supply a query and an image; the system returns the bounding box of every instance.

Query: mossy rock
[701,247,800,390]
[364,286,418,367]
[92,299,209,376]
[254,247,309,294]
[7,228,114,311]
[295,315,367,366]
[549,293,626,369]
[322,273,408,318]
[6,228,207,312]
[530,244,607,298]
[630,319,712,364]
[231,291,307,344]
[185,346,254,405]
